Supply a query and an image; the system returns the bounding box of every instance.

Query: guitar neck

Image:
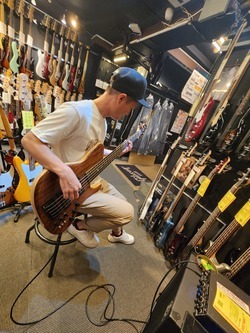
[205,219,240,257]
[225,247,250,279]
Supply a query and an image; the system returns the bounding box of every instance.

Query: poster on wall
[181,69,208,104]
[170,109,188,134]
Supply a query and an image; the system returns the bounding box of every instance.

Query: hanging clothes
[156,100,174,155]
[138,99,162,155]
[129,94,155,151]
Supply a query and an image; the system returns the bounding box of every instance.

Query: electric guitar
[72,43,83,92]
[54,24,66,84]
[77,46,90,99]
[35,15,51,79]
[44,20,57,81]
[201,199,250,273]
[164,157,230,261]
[147,143,198,231]
[0,166,16,209]
[154,150,212,249]
[7,0,19,75]
[138,136,181,222]
[180,168,250,260]
[224,247,250,280]
[31,124,147,234]
[58,27,71,88]
[0,0,6,62]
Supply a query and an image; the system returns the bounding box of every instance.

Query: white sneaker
[67,224,99,248]
[108,230,135,245]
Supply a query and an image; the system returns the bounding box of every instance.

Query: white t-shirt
[32,100,107,163]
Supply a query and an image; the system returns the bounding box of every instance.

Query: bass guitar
[164,157,230,261]
[154,150,211,249]
[31,124,147,234]
[180,168,250,260]
[77,46,90,100]
[224,246,250,280]
[0,166,16,209]
[138,136,181,222]
[201,199,250,273]
[147,143,198,231]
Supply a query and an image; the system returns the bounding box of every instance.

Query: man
[22,67,150,248]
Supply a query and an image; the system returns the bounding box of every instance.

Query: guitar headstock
[50,19,58,33]
[34,80,42,94]
[65,27,71,41]
[7,0,14,11]
[59,23,66,37]
[27,5,35,23]
[71,30,78,44]
[17,0,24,16]
[216,157,231,174]
[42,15,51,30]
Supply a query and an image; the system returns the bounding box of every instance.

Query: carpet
[115,164,150,186]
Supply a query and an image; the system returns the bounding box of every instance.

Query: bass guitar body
[31,143,104,234]
[13,155,43,203]
[0,167,16,208]
[154,215,174,249]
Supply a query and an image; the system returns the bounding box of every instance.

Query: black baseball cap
[110,67,150,108]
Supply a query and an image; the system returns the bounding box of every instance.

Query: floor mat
[114,164,150,186]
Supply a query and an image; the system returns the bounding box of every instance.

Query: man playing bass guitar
[22,67,150,248]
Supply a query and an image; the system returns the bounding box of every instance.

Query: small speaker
[198,0,231,23]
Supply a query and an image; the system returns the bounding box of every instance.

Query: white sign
[181,69,208,104]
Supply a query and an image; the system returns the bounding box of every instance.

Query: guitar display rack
[25,218,77,278]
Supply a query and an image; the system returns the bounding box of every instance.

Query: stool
[25,218,77,277]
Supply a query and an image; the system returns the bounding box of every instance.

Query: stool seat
[25,218,77,277]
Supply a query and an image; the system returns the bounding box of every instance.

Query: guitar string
[43,129,143,220]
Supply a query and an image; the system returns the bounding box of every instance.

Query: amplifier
[194,270,250,333]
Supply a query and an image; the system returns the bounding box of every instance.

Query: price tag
[8,25,15,39]
[27,34,33,47]
[197,177,211,197]
[235,201,250,227]
[22,111,34,129]
[218,191,236,212]
[0,21,6,34]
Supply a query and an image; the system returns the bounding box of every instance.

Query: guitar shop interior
[0,1,249,333]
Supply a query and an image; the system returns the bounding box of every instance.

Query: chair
[25,218,77,277]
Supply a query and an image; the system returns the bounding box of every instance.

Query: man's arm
[21,132,81,200]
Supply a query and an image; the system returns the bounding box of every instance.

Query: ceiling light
[71,15,78,29]
[165,7,174,21]
[31,0,36,5]
[129,23,142,35]
[61,14,66,25]
[212,40,221,52]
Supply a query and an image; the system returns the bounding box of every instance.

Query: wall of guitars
[138,21,250,295]
[0,0,103,215]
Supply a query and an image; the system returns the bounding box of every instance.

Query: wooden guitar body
[31,142,104,234]
[13,155,43,203]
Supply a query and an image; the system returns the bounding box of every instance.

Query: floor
[0,158,176,333]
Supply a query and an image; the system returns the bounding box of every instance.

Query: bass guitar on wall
[164,157,230,262]
[179,168,250,261]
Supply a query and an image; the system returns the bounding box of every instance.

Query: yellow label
[235,201,250,227]
[197,177,211,197]
[213,283,250,333]
[22,111,34,129]
[218,191,236,212]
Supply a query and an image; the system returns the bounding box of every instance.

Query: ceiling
[27,0,250,72]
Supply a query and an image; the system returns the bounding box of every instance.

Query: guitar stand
[25,218,77,277]
[13,202,31,222]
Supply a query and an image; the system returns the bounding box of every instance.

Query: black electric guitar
[31,124,147,234]
[180,168,250,260]
[164,157,230,261]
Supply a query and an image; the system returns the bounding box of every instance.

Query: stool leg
[25,224,35,243]
[48,234,62,278]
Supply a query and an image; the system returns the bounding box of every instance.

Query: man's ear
[117,93,127,103]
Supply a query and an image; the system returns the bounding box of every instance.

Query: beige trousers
[79,178,134,233]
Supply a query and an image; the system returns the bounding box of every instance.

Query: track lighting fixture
[61,13,66,25]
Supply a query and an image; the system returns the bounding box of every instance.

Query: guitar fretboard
[224,247,250,279]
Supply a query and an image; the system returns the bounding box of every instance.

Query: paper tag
[2,92,11,104]
[235,201,250,227]
[19,31,25,45]
[27,34,33,47]
[218,191,236,212]
[197,177,211,197]
[22,111,34,129]
[8,25,15,39]
[213,282,250,333]
[0,22,6,34]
